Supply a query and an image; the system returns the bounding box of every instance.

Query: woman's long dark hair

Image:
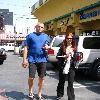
[61,32,76,53]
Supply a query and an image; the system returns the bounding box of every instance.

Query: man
[22,22,50,100]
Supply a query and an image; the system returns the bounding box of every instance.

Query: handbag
[63,56,71,74]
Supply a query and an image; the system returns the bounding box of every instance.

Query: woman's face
[66,35,73,45]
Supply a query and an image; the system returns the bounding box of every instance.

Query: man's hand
[42,44,50,50]
[22,60,28,68]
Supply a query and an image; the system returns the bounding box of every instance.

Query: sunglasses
[67,38,73,40]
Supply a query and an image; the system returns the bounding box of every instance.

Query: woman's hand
[64,54,69,60]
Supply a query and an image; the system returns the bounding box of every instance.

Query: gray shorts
[29,62,46,78]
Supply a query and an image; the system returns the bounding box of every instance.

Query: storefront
[0,33,26,46]
[44,13,76,36]
[76,3,100,35]
[31,0,100,36]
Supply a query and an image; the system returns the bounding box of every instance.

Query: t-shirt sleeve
[45,35,51,45]
[24,35,30,46]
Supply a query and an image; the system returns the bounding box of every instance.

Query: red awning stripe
[0,33,26,40]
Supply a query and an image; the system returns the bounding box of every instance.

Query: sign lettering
[80,10,100,20]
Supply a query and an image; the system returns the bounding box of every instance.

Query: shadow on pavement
[6,91,28,100]
[75,70,100,94]
[41,94,57,100]
[46,70,59,80]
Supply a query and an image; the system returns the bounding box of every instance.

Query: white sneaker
[28,93,34,99]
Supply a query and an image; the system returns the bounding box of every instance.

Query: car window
[83,37,100,49]
[49,36,54,44]
[52,37,64,47]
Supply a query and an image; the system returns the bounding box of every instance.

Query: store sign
[80,30,100,36]
[80,9,100,20]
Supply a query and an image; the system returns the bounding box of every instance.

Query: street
[0,52,100,100]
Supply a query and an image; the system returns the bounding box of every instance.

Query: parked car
[0,48,7,64]
[47,35,65,67]
[74,35,100,80]
[48,34,100,80]
[0,43,14,52]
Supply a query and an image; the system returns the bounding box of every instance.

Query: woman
[56,32,76,100]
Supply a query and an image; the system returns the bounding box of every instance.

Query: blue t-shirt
[24,32,50,63]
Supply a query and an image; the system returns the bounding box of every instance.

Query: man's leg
[28,63,36,96]
[38,77,44,98]
[37,63,46,98]
[28,77,34,94]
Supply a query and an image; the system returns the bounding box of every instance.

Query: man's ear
[35,25,37,28]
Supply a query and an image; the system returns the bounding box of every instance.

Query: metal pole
[27,27,28,34]
[14,25,16,46]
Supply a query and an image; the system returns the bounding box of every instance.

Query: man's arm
[22,46,28,68]
[42,35,51,50]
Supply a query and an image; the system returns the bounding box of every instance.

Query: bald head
[36,22,44,27]
[35,22,44,33]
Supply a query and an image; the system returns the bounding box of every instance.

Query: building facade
[0,9,13,26]
[31,0,100,36]
[0,9,27,46]
[0,16,3,30]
